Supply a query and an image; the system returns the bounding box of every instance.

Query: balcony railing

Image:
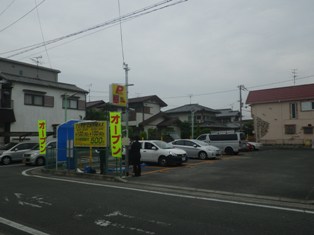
[0,100,13,109]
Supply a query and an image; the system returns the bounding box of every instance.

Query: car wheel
[36,157,45,166]
[1,156,11,165]
[158,156,167,167]
[198,151,207,160]
[225,147,234,155]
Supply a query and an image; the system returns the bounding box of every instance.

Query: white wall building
[0,57,87,144]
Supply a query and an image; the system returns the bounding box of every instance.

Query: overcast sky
[1,0,314,119]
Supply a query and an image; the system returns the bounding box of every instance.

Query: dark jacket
[130,140,141,164]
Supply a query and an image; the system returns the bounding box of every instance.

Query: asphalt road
[1,148,314,235]
[129,148,314,202]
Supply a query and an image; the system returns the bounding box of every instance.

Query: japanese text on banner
[109,112,122,158]
[38,120,46,154]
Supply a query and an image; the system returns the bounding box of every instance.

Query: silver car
[170,139,222,160]
[0,142,38,165]
[23,140,57,166]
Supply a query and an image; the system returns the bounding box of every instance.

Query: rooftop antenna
[30,56,42,78]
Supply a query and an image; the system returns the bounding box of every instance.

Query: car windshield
[32,144,40,150]
[0,142,18,150]
[193,140,209,146]
[152,140,173,149]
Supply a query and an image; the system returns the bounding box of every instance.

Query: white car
[248,142,263,150]
[170,139,222,159]
[139,140,188,166]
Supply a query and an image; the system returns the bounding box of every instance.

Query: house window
[129,110,136,121]
[303,126,313,134]
[25,94,44,106]
[290,103,297,119]
[285,124,296,134]
[143,106,150,114]
[63,98,78,109]
[301,101,314,111]
[24,90,53,107]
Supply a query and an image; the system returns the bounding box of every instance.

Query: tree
[85,109,106,120]
[179,121,191,139]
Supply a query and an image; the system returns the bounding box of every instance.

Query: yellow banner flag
[109,112,122,158]
[38,120,47,154]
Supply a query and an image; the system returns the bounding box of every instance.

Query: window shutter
[44,96,54,107]
[78,100,86,110]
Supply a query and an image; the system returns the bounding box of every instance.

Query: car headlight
[31,152,40,158]
[169,151,177,156]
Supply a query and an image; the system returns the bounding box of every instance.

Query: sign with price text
[74,121,107,147]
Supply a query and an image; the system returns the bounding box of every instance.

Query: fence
[44,146,128,176]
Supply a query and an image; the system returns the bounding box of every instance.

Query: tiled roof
[1,72,88,94]
[216,109,240,117]
[128,95,167,107]
[86,100,106,108]
[165,104,218,113]
[246,83,314,105]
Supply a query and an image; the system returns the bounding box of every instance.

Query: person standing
[130,136,141,177]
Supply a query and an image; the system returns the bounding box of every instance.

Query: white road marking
[22,168,314,215]
[0,217,49,235]
[95,215,156,235]
[13,193,52,208]
[0,163,24,168]
[104,211,171,226]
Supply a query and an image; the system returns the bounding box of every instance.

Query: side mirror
[152,146,157,150]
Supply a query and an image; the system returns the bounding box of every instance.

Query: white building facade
[0,57,87,144]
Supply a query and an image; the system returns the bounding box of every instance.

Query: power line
[0,0,46,33]
[246,74,314,90]
[34,0,51,68]
[1,0,188,58]
[0,0,16,17]
[154,74,314,103]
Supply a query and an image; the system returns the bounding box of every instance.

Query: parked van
[196,131,246,155]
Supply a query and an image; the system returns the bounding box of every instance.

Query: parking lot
[128,148,314,202]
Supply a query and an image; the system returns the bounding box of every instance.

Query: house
[85,97,242,140]
[128,95,167,127]
[165,104,240,131]
[246,83,314,145]
[0,57,88,144]
[138,112,181,141]
[215,108,240,123]
[86,95,181,140]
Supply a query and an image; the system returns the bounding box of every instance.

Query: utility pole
[124,63,130,175]
[191,110,196,139]
[292,69,297,85]
[238,85,246,130]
